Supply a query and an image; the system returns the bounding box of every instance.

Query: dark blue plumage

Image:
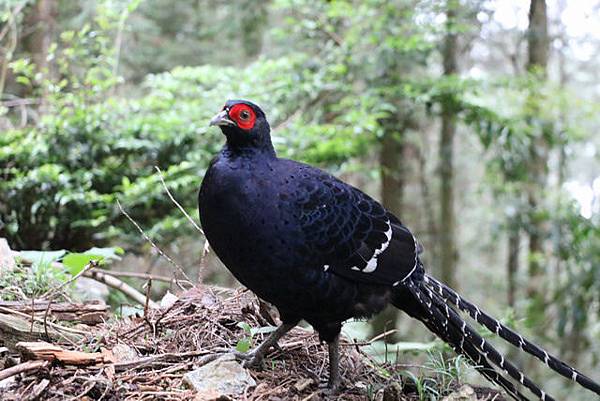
[198,100,600,399]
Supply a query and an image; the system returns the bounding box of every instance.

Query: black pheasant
[198,99,600,400]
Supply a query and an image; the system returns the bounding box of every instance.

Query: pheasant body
[198,99,600,400]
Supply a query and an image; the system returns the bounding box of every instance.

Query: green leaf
[62,253,104,275]
[250,326,278,336]
[84,247,124,260]
[19,250,67,266]
[235,338,251,353]
[236,321,252,335]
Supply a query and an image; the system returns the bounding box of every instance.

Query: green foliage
[554,203,600,346]
[0,263,64,300]
[0,246,124,301]
[397,352,470,401]
[2,42,389,249]
[235,321,277,353]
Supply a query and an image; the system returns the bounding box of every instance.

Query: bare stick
[0,360,49,381]
[197,240,210,284]
[0,306,87,336]
[116,199,192,287]
[42,260,98,301]
[144,279,152,319]
[155,166,210,284]
[85,270,159,309]
[90,269,181,284]
[113,350,216,372]
[154,166,204,235]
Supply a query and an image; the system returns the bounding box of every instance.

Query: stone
[110,343,138,363]
[442,385,478,401]
[183,354,256,398]
[160,291,179,309]
[74,277,109,302]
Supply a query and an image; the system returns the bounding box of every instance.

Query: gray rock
[110,343,138,362]
[160,291,179,309]
[183,354,256,398]
[74,277,109,301]
[442,385,478,401]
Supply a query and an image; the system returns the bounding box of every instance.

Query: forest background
[1,0,599,399]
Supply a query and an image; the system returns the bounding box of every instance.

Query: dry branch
[0,310,83,348]
[16,341,109,366]
[0,360,49,381]
[91,269,175,283]
[84,270,159,309]
[0,300,108,325]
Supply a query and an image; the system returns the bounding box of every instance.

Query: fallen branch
[113,350,216,372]
[16,341,109,366]
[0,300,108,325]
[0,360,49,381]
[0,306,88,336]
[90,269,179,284]
[85,270,159,309]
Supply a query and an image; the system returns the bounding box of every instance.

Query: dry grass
[1,286,388,400]
[1,285,505,401]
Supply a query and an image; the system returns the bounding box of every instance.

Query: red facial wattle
[228,104,256,131]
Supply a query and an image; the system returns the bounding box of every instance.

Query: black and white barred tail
[398,279,555,401]
[422,274,600,397]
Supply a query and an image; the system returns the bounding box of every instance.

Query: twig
[317,15,343,46]
[113,350,216,372]
[197,240,210,284]
[24,378,50,401]
[300,391,318,401]
[367,329,400,345]
[0,2,26,96]
[29,297,35,335]
[0,360,49,381]
[0,306,88,336]
[85,270,159,309]
[154,166,204,235]
[143,279,152,321]
[43,260,98,301]
[43,300,51,340]
[116,199,192,288]
[90,269,180,284]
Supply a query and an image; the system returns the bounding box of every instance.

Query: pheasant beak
[209,110,236,127]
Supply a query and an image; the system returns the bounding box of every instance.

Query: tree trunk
[439,0,459,290]
[370,119,407,343]
[22,0,57,109]
[240,0,268,59]
[381,130,405,216]
[507,225,520,307]
[525,0,549,304]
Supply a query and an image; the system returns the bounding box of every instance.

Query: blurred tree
[22,0,57,98]
[525,0,549,314]
[438,0,460,290]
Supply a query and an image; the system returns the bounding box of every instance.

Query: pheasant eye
[228,103,257,130]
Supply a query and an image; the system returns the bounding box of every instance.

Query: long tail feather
[423,274,600,396]
[419,281,555,401]
[401,280,533,401]
[403,279,551,401]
